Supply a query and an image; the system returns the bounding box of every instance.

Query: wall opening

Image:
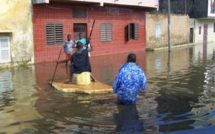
[0,35,11,63]
[73,23,87,40]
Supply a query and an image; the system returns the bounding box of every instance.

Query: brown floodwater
[1,43,215,133]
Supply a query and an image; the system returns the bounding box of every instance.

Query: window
[126,23,139,41]
[214,23,215,32]
[0,36,10,63]
[46,23,64,45]
[100,23,112,42]
[199,26,201,35]
[73,8,87,18]
[155,24,161,39]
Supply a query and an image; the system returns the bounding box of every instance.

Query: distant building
[145,13,190,49]
[159,0,215,44]
[32,0,158,63]
[0,0,34,65]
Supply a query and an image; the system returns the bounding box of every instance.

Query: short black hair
[127,53,136,63]
[76,41,83,50]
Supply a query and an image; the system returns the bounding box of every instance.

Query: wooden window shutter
[46,23,55,44]
[55,24,64,44]
[46,23,64,45]
[126,23,139,41]
[127,24,131,40]
[100,23,112,42]
[134,23,139,40]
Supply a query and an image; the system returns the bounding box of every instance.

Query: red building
[33,1,157,63]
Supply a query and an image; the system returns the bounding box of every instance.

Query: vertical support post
[168,0,171,52]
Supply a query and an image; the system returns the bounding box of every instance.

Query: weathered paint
[0,0,34,65]
[145,13,190,49]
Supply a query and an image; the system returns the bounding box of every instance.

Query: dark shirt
[70,49,91,74]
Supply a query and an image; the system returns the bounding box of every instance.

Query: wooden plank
[51,81,113,94]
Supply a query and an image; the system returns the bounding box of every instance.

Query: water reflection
[0,71,13,107]
[150,43,215,133]
[114,104,144,133]
[0,71,12,96]
[1,43,215,133]
[0,67,41,134]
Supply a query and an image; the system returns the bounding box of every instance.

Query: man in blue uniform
[113,53,147,105]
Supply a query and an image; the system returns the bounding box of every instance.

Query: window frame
[73,23,87,40]
[126,23,139,41]
[100,23,113,42]
[0,36,11,63]
[45,23,64,45]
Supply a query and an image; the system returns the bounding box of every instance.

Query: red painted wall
[33,3,146,63]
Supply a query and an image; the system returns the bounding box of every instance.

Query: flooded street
[1,43,215,133]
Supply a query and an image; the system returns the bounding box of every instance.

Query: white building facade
[194,19,215,43]
[194,0,215,43]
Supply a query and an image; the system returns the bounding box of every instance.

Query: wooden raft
[51,81,113,94]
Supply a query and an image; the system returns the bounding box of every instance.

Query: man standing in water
[113,53,147,105]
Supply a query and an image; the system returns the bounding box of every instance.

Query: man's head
[127,53,136,63]
[76,41,83,50]
[67,34,71,41]
[79,33,84,39]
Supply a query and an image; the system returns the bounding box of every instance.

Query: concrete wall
[0,0,34,65]
[145,13,190,49]
[50,0,159,9]
[194,19,215,43]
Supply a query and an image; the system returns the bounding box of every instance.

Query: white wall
[195,19,215,43]
[208,0,215,17]
[50,0,159,9]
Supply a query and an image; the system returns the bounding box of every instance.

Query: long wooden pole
[88,20,96,39]
[51,48,62,85]
[88,20,96,81]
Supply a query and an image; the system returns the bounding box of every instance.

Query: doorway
[73,23,87,40]
[189,28,194,43]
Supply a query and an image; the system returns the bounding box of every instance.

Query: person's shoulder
[135,64,145,72]
[134,63,142,68]
[119,63,129,71]
[126,63,142,70]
